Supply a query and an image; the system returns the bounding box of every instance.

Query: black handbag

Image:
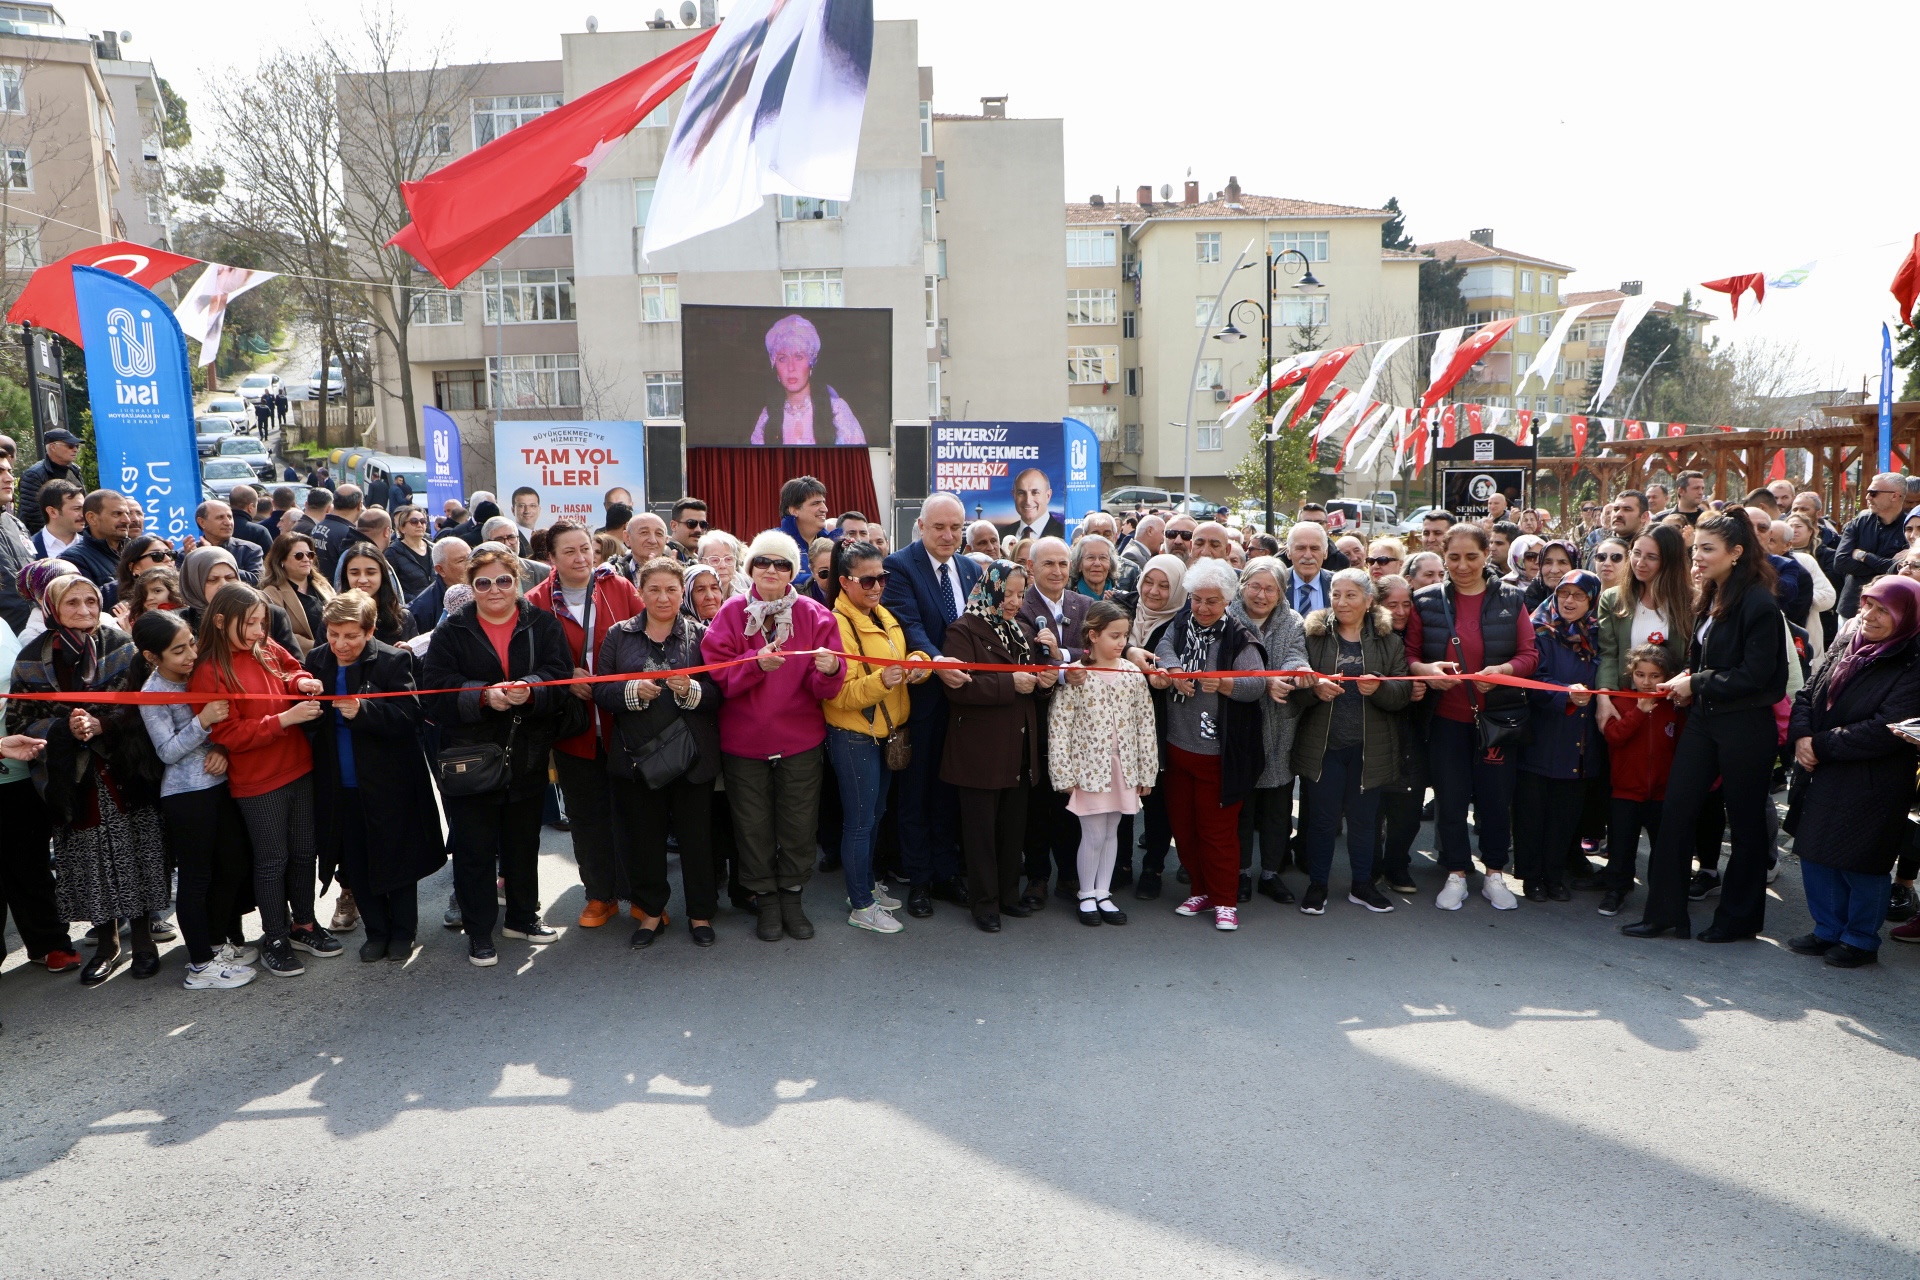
[618,713,697,789]
[1440,585,1527,754]
[437,714,519,797]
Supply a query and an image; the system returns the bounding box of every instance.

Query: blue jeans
[1427,716,1517,873]
[828,728,889,910]
[1302,743,1381,885]
[1800,859,1890,952]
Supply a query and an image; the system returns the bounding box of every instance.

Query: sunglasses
[749,556,795,574]
[139,548,173,563]
[847,571,891,590]
[471,574,517,592]
[407,516,429,525]
[1522,551,1540,561]
[680,518,710,531]
[1365,556,1398,567]
[1165,530,1194,541]
[288,550,314,561]
[1592,551,1624,563]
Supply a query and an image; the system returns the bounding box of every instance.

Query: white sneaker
[1482,872,1518,910]
[847,904,903,934]
[1436,874,1469,911]
[218,942,260,966]
[1765,861,1779,885]
[871,882,902,910]
[183,960,256,990]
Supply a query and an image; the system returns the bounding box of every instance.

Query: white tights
[1075,811,1124,906]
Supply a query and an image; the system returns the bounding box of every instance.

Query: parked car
[236,373,282,405]
[201,396,251,431]
[201,458,262,503]
[307,367,345,400]
[325,448,428,503]
[1103,485,1172,514]
[1397,505,1443,538]
[1323,498,1395,537]
[216,434,276,482]
[195,416,234,457]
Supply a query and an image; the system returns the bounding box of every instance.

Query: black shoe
[359,939,387,963]
[1175,865,1191,884]
[1134,870,1163,901]
[1257,875,1295,905]
[1000,901,1032,918]
[779,889,814,940]
[1696,926,1756,943]
[1019,881,1048,912]
[1620,919,1687,939]
[1077,900,1103,926]
[689,922,716,948]
[630,913,669,948]
[929,876,970,906]
[1300,883,1329,915]
[129,952,162,980]
[289,925,343,958]
[1524,881,1549,903]
[756,897,785,942]
[1547,883,1572,903]
[1111,864,1135,889]
[1572,874,1612,892]
[80,949,126,986]
[262,938,305,976]
[1348,881,1395,913]
[1889,883,1916,921]
[467,938,497,967]
[1597,889,1629,917]
[973,913,1002,933]
[502,920,558,943]
[1237,872,1253,903]
[443,893,463,930]
[1824,942,1878,968]
[1096,897,1128,925]
[906,887,934,918]
[387,939,414,963]
[1687,871,1721,901]
[1787,932,1836,956]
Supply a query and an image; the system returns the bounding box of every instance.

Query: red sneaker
[1891,916,1920,944]
[36,949,82,972]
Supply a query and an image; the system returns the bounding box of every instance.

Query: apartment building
[368,18,1065,499]
[1065,179,1420,501]
[1416,229,1578,413]
[96,32,173,255]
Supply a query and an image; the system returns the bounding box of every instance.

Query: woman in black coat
[304,590,446,961]
[420,544,574,967]
[593,558,724,949]
[1784,575,1920,967]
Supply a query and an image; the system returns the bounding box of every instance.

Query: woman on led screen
[748,314,866,446]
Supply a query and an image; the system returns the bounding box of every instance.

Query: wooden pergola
[1534,456,1631,512]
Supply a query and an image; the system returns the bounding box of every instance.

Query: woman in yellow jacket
[825,539,931,934]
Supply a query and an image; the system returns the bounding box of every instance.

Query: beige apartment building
[97,33,173,257]
[1065,180,1420,502]
[365,18,1065,505]
[1416,229,1578,413]
[1560,284,1714,415]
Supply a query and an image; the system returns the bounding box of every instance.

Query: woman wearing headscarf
[7,573,169,985]
[1113,552,1185,896]
[1526,540,1580,612]
[1784,575,1920,967]
[1513,570,1604,902]
[941,559,1056,931]
[1231,555,1307,904]
[683,562,727,623]
[701,529,846,942]
[182,544,298,655]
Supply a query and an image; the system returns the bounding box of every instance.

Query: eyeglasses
[1592,551,1625,563]
[1365,556,1398,567]
[471,575,517,592]
[680,518,710,531]
[748,556,794,574]
[848,571,891,590]
[1581,505,1601,513]
[406,516,428,526]
[1165,530,1193,541]
[288,550,314,562]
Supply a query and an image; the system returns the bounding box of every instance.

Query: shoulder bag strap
[1439,583,1485,719]
[846,614,896,737]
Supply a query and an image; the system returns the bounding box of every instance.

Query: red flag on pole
[1891,234,1920,324]
[1440,405,1458,449]
[1570,415,1588,457]
[6,241,199,345]
[1419,318,1516,411]
[1464,404,1483,436]
[1666,422,1686,437]
[1284,346,1362,431]
[388,30,717,288]
[1700,273,1766,319]
[1515,410,1533,446]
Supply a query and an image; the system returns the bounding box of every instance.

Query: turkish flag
[1891,233,1920,324]
[1666,422,1686,437]
[1769,450,1787,481]
[1516,410,1533,446]
[1624,419,1645,440]
[6,241,199,345]
[1570,415,1589,457]
[1465,404,1484,435]
[1284,345,1362,431]
[1420,318,1516,410]
[1716,424,1734,432]
[389,29,716,288]
[1440,405,1458,449]
[1701,272,1766,319]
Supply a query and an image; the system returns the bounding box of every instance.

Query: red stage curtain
[686,447,879,539]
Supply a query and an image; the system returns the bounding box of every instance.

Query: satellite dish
[585,14,598,31]
[1159,183,1172,201]
[680,0,698,23]
[119,29,133,42]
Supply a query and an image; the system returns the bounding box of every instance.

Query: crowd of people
[6,429,1920,1021]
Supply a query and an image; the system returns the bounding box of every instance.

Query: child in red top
[1598,644,1685,918]
[188,583,339,974]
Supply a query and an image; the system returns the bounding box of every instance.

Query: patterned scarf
[1173,606,1226,703]
[42,574,105,686]
[743,585,799,649]
[964,559,1033,663]
[1532,568,1601,664]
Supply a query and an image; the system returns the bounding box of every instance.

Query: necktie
[1296,581,1311,613]
[937,562,959,623]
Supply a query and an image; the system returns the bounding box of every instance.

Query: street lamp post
[1212,247,1320,533]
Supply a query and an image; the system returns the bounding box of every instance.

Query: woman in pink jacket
[701,529,846,943]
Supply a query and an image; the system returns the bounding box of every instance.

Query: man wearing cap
[15,428,84,536]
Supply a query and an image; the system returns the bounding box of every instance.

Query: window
[144,194,166,223]
[639,273,679,323]
[1564,360,1587,380]
[921,188,936,241]
[934,159,945,200]
[3,224,38,269]
[1566,324,1585,343]
[433,368,486,411]
[937,318,950,357]
[0,66,22,114]
[489,354,580,409]
[645,371,683,419]
[1539,274,1555,298]
[1195,358,1222,391]
[1072,404,1119,441]
[482,268,574,323]
[918,101,932,155]
[1123,423,1143,455]
[1277,295,1328,327]
[409,288,464,326]
[1067,288,1117,326]
[1552,396,1565,414]
[1466,308,1513,326]
[639,99,670,129]
[1195,295,1222,328]
[1534,395,1548,412]
[924,275,938,334]
[1124,367,1141,397]
[1067,345,1118,384]
[402,118,453,157]
[525,199,572,237]
[1519,270,1533,293]
[926,362,941,417]
[633,178,655,227]
[936,240,947,279]
[1066,227,1117,268]
[4,146,29,189]
[472,93,561,147]
[1589,322,1610,342]
[777,194,843,221]
[783,268,843,307]
[1195,421,1222,452]
[1122,310,1136,339]
[1461,264,1514,297]
[1268,230,1329,262]
[1195,232,1221,264]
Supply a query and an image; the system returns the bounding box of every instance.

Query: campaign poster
[681,303,890,447]
[931,421,1066,540]
[493,421,645,530]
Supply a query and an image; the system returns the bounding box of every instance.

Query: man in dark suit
[995,467,1065,542]
[881,493,981,917]
[195,499,265,584]
[1282,522,1336,616]
[228,485,276,557]
[1017,535,1087,907]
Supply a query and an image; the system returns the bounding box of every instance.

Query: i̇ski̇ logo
[107,306,162,404]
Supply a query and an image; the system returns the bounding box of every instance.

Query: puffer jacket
[825,594,923,741]
[1288,604,1410,790]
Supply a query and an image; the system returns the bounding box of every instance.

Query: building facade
[96,35,171,256]
[1416,229,1578,414]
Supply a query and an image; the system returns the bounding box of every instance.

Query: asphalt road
[4,824,1919,1278]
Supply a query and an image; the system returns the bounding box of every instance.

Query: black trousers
[1375,786,1425,882]
[897,709,961,887]
[1607,797,1663,891]
[358,885,420,944]
[1238,782,1293,875]
[709,789,747,905]
[1139,787,1173,873]
[1641,707,1776,933]
[553,747,623,904]
[162,785,254,964]
[1022,779,1080,885]
[958,783,1027,917]
[337,789,419,945]
[613,774,718,919]
[446,787,545,941]
[0,779,68,960]
[1513,772,1585,889]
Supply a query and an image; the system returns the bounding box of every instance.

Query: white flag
[1485,406,1508,435]
[1220,352,1316,436]
[1354,404,1400,474]
[643,0,873,258]
[1588,293,1658,412]
[1318,335,1412,443]
[1516,302,1594,398]
[1599,417,1618,443]
[173,263,275,367]
[1428,326,1464,391]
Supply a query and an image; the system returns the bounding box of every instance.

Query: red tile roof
[1416,238,1576,272]
[1563,289,1711,322]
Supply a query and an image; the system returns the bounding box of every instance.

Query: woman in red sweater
[189,582,339,978]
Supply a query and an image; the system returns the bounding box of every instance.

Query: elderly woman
[1288,568,1411,914]
[1404,552,1444,591]
[1505,534,1545,593]
[749,313,866,445]
[1070,533,1124,600]
[1527,539,1579,611]
[337,544,417,646]
[1153,557,1268,931]
[596,557,726,948]
[1114,552,1186,896]
[698,529,750,599]
[1365,538,1406,582]
[941,560,1055,931]
[1231,555,1307,904]
[701,529,847,942]
[1513,570,1604,902]
[1784,576,1920,966]
[261,531,333,656]
[421,543,573,967]
[8,573,170,985]
[684,562,727,623]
